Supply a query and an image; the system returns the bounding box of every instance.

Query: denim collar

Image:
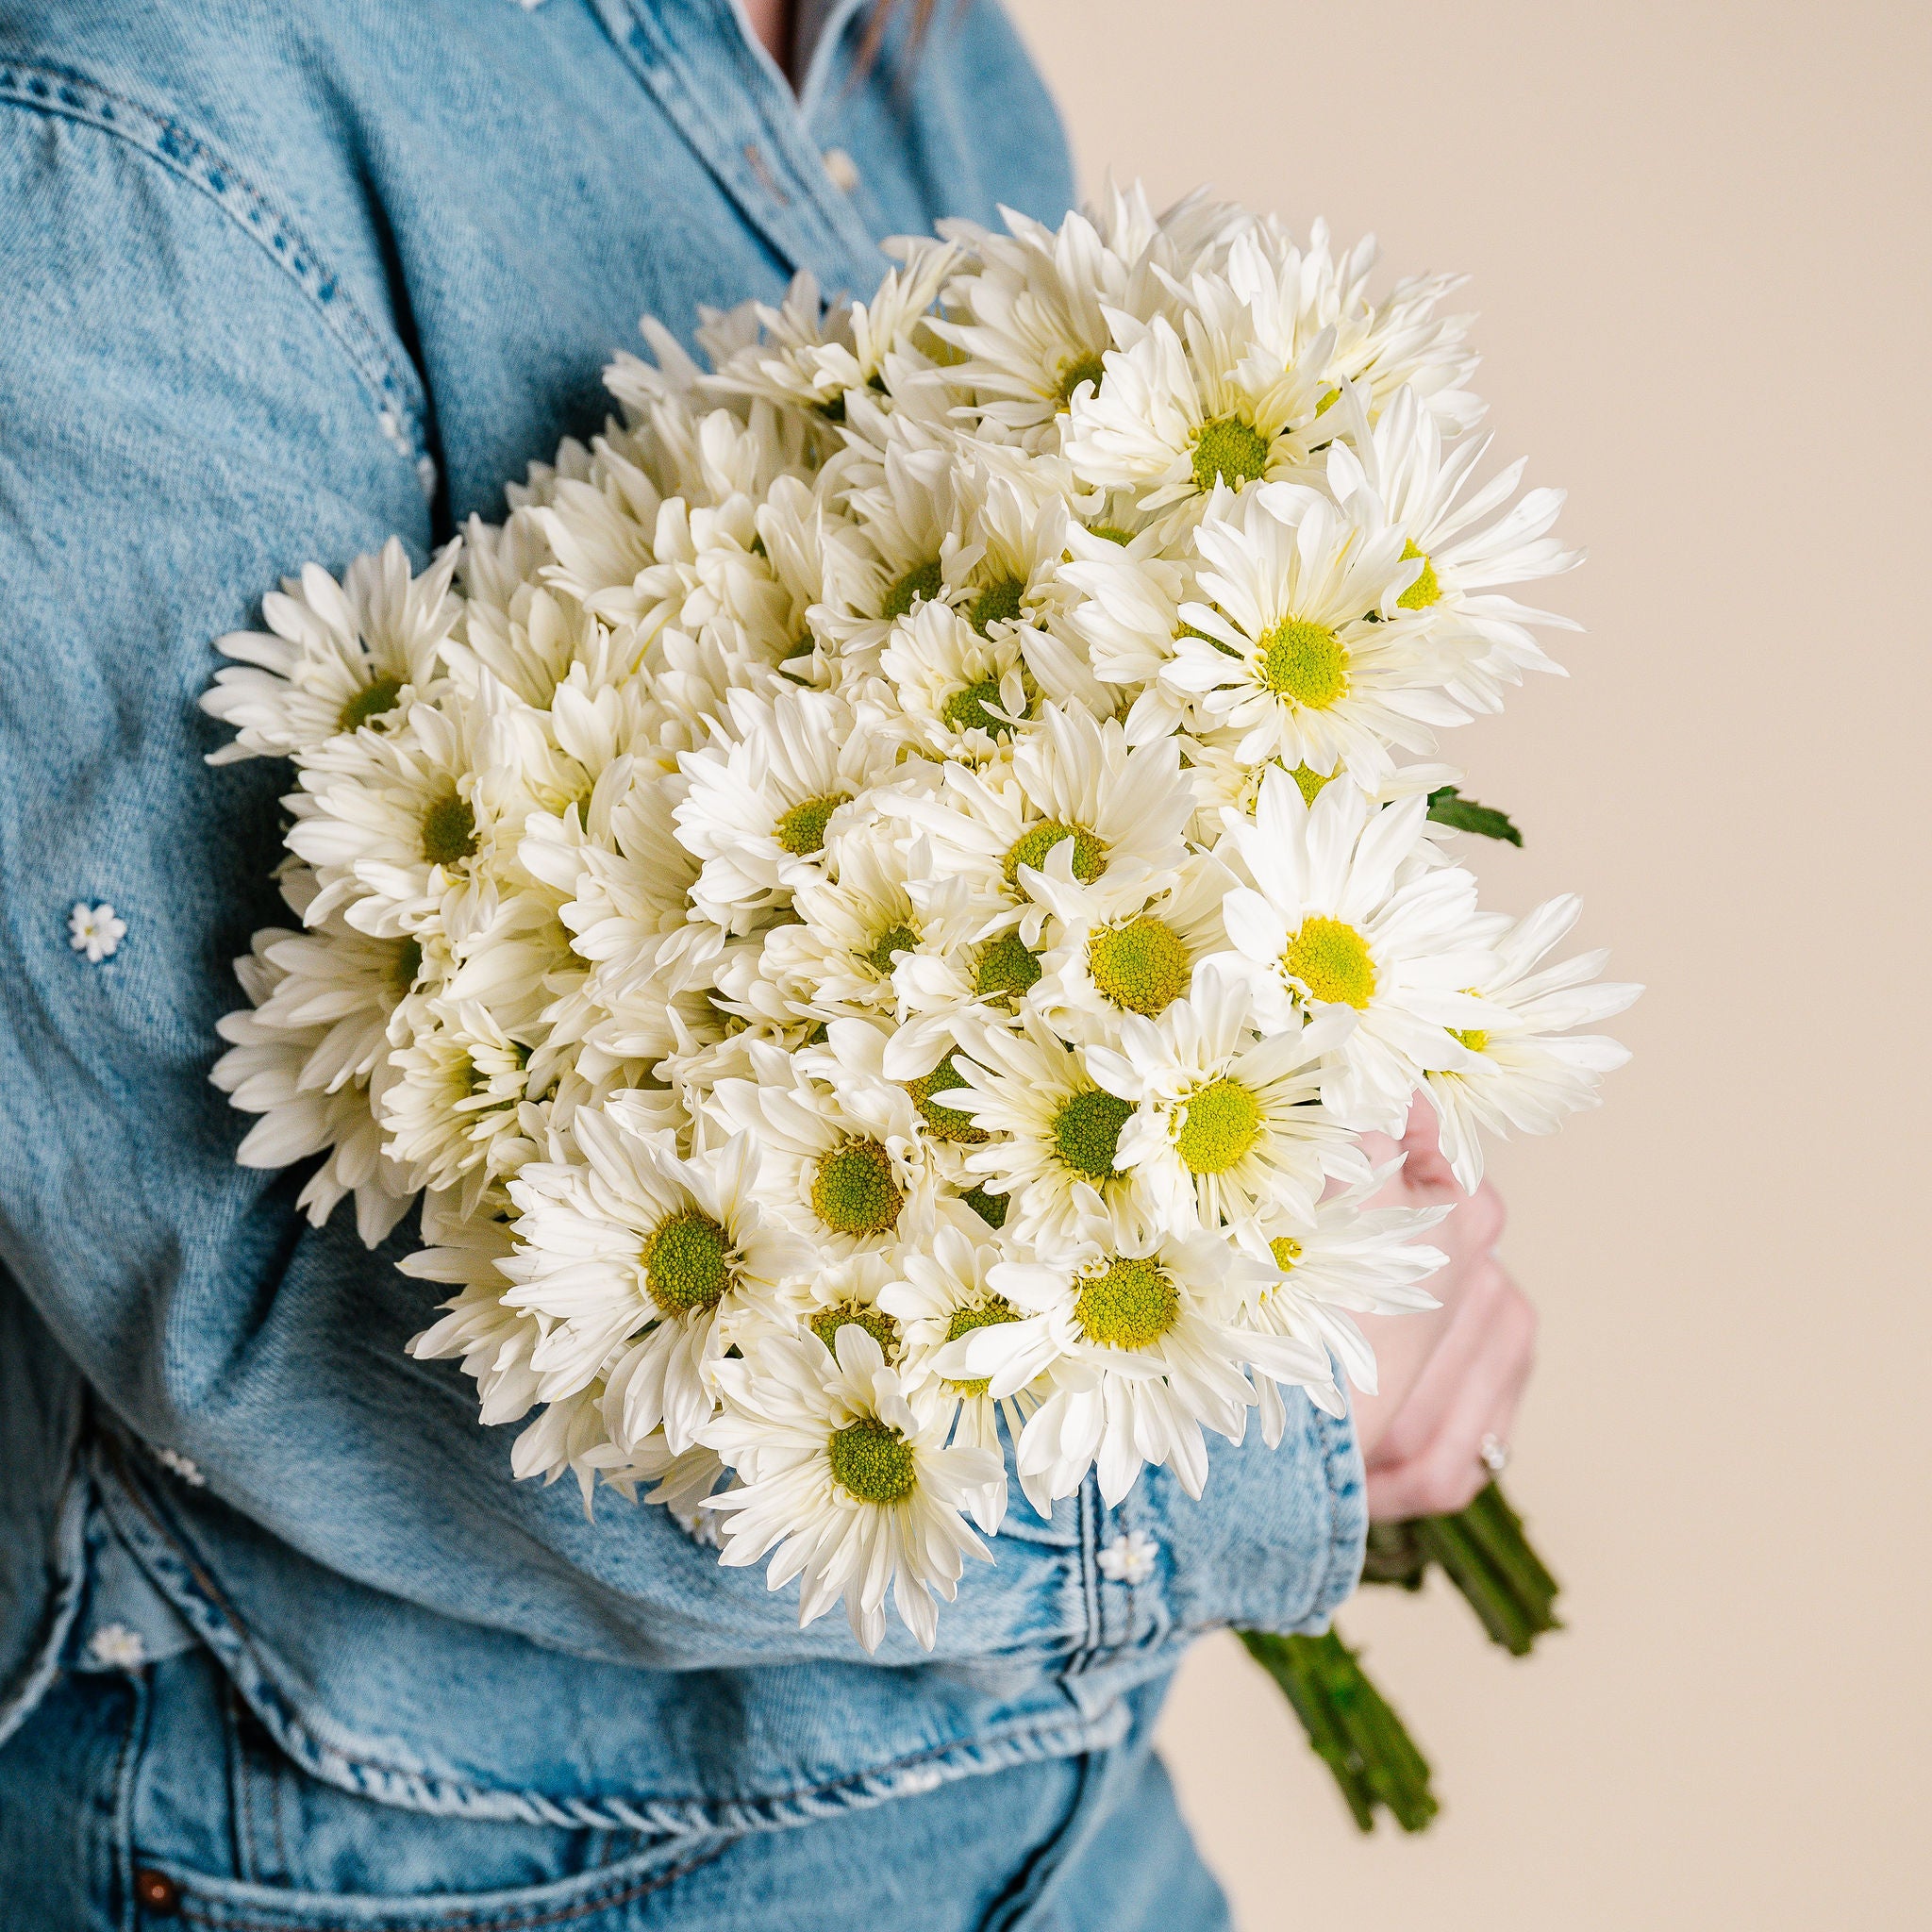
[593,0,881,284]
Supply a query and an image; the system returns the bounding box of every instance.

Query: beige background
[1004,2,1932,1924]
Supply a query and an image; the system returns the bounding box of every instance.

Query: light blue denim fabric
[0,0,1367,1891]
[1,1634,1232,1930]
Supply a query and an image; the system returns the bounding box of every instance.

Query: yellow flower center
[1448,1025,1490,1055]
[340,675,403,732]
[420,788,478,869]
[940,675,1016,738]
[1174,1077,1262,1174]
[1051,1089,1135,1183]
[1288,762,1334,806]
[902,1056,986,1144]
[1004,820,1107,885]
[641,1208,733,1315]
[961,1186,1008,1229]
[809,1301,902,1363]
[968,576,1026,636]
[941,1297,1020,1396]
[1397,538,1441,611]
[973,931,1042,1007]
[1269,1235,1304,1272]
[1257,618,1349,709]
[775,792,849,857]
[809,1140,904,1237]
[826,1416,917,1505]
[1087,915,1191,1017]
[1075,1256,1179,1351]
[864,922,918,977]
[1191,415,1271,492]
[881,558,943,621]
[1057,350,1108,405]
[1283,915,1377,1009]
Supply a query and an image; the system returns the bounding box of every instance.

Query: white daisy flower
[940,1008,1151,1244]
[741,827,988,1030]
[211,928,416,1247]
[705,1324,1000,1652]
[403,1211,544,1426]
[941,1200,1268,1506]
[500,1115,812,1456]
[888,704,1193,944]
[68,902,127,962]
[1229,1168,1451,1435]
[1325,385,1582,711]
[381,998,539,1215]
[1420,895,1640,1191]
[1095,1528,1158,1586]
[877,1223,1030,1529]
[706,1030,941,1260]
[874,598,1036,758]
[1060,269,1336,520]
[201,537,459,764]
[1027,848,1236,1036]
[287,688,526,942]
[673,686,903,931]
[1218,768,1505,1134]
[1166,483,1469,788]
[773,1250,909,1372]
[1087,963,1370,1232]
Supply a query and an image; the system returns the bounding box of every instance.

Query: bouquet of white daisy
[204,184,1635,1827]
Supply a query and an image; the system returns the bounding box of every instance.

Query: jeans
[0,1642,1231,1932]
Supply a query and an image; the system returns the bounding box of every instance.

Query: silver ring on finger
[1479,1433,1511,1476]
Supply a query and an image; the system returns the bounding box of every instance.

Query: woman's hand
[1347,1100,1538,1522]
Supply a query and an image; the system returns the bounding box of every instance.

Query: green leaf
[1239,1627,1440,1834]
[1425,786,1524,846]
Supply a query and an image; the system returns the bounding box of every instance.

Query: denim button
[133,1868,180,1914]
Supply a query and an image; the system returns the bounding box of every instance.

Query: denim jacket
[0,0,1366,1830]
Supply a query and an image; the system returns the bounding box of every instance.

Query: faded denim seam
[0,1449,86,1751]
[0,60,432,489]
[93,1441,1134,1832]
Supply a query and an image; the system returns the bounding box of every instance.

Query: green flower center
[1089,524,1133,545]
[1004,820,1107,886]
[340,675,403,732]
[968,576,1026,636]
[903,1056,985,1143]
[775,792,849,857]
[1087,915,1191,1017]
[1074,1255,1179,1351]
[826,1415,917,1505]
[809,1301,902,1363]
[1051,1088,1135,1183]
[1288,762,1334,806]
[1397,538,1441,611]
[1057,350,1108,405]
[1174,1077,1262,1175]
[421,788,478,869]
[942,1296,1020,1396]
[810,1139,904,1237]
[1257,618,1349,709]
[388,937,423,1000]
[864,922,919,977]
[973,932,1042,1006]
[642,1208,733,1316]
[1269,1235,1304,1271]
[1191,415,1271,493]
[941,675,1015,738]
[961,1186,1008,1229]
[882,558,943,621]
[1283,916,1377,1009]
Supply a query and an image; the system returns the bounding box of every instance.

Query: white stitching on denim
[0,61,433,488]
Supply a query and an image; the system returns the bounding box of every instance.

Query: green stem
[1239,1627,1440,1834]
[1412,1482,1562,1657]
